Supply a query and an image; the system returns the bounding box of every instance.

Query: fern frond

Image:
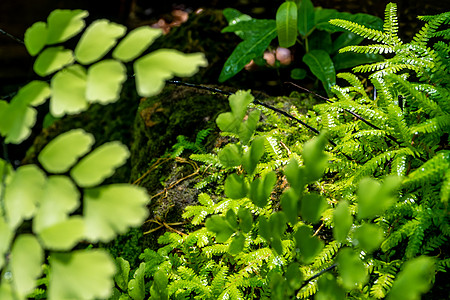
[353,150,398,182]
[312,241,340,269]
[422,234,448,254]
[265,135,283,160]
[339,44,395,54]
[190,153,223,168]
[211,266,229,297]
[329,19,387,43]
[440,169,450,204]
[410,115,450,136]
[383,2,402,46]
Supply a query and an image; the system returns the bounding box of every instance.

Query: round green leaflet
[4,165,46,230]
[337,248,368,289]
[33,46,74,77]
[113,26,163,62]
[134,49,208,97]
[83,184,150,242]
[38,129,95,173]
[0,100,37,144]
[70,141,130,188]
[50,64,88,117]
[13,80,51,107]
[75,19,126,65]
[86,59,127,104]
[38,217,85,250]
[33,175,80,233]
[49,250,116,300]
[24,21,48,56]
[10,234,43,298]
[0,217,13,269]
[46,9,88,45]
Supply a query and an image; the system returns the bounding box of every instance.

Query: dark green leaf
[128,262,145,300]
[332,32,364,53]
[224,174,248,199]
[284,158,306,195]
[249,171,276,208]
[309,30,332,53]
[354,224,384,253]
[281,189,300,224]
[114,257,130,292]
[206,215,234,243]
[302,132,329,182]
[218,144,242,168]
[242,136,265,174]
[238,207,253,233]
[239,109,260,145]
[303,50,336,96]
[300,193,328,224]
[222,8,252,40]
[228,233,245,254]
[333,200,352,243]
[333,52,384,70]
[290,68,307,80]
[388,256,435,300]
[297,0,315,37]
[294,225,324,264]
[316,274,345,300]
[219,20,277,82]
[276,1,298,48]
[337,248,368,289]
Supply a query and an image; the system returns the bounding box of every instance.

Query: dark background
[1,0,449,93]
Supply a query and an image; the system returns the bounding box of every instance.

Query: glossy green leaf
[38,129,95,173]
[34,46,74,77]
[281,188,300,224]
[218,143,242,168]
[46,9,88,44]
[333,52,384,70]
[222,8,252,39]
[250,171,276,208]
[388,256,435,300]
[113,27,163,62]
[71,141,129,187]
[128,262,146,300]
[0,99,37,144]
[284,158,306,195]
[302,131,329,182]
[354,224,384,253]
[333,200,352,243]
[229,233,245,255]
[297,0,315,37]
[309,30,332,53]
[50,64,88,117]
[332,32,364,53]
[239,109,260,145]
[219,20,277,82]
[291,68,307,80]
[83,184,150,242]
[24,22,48,56]
[38,217,85,250]
[0,217,13,269]
[33,175,80,232]
[13,80,51,107]
[134,49,207,97]
[294,225,324,264]
[276,1,298,48]
[86,59,127,104]
[357,175,402,220]
[115,257,130,292]
[301,193,328,224]
[4,165,46,230]
[75,20,126,64]
[303,50,336,96]
[238,207,253,233]
[10,234,43,297]
[337,248,368,289]
[243,136,265,174]
[49,250,116,300]
[225,173,248,199]
[206,215,234,243]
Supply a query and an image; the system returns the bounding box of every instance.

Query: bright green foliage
[0,8,206,299]
[336,248,368,289]
[38,129,95,173]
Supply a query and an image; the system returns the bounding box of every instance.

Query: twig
[0,28,25,45]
